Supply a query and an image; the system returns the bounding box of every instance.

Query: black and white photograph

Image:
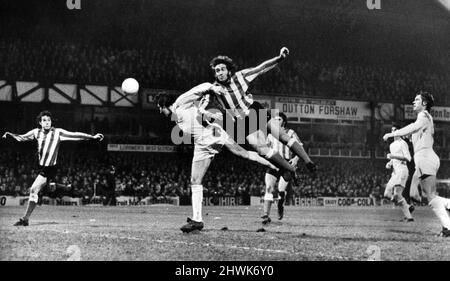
[0,0,450,266]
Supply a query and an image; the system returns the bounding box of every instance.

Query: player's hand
[1,132,9,139]
[93,133,104,141]
[383,133,391,141]
[385,162,392,169]
[210,85,223,95]
[289,158,299,168]
[279,47,289,59]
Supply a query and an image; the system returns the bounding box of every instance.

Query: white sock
[398,198,412,219]
[429,197,450,229]
[191,184,203,222]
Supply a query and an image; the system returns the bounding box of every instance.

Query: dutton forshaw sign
[275,97,371,122]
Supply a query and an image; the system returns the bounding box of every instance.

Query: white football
[121,78,139,94]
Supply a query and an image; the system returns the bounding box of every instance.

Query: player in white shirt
[261,113,312,224]
[384,123,414,222]
[383,91,450,237]
[155,84,281,233]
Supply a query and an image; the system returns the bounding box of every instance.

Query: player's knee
[29,187,39,203]
[426,193,437,203]
[265,184,274,194]
[256,146,272,158]
[190,176,202,186]
[428,195,439,207]
[394,186,403,196]
[264,192,274,201]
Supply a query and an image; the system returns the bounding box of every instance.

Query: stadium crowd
[1,148,449,202]
[1,38,449,106]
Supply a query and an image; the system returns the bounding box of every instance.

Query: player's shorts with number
[414,149,440,177]
[175,107,226,162]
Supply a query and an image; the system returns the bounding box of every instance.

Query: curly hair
[209,55,238,76]
[279,112,288,127]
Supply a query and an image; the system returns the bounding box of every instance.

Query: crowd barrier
[0,195,180,206]
[4,195,437,208]
[250,196,376,207]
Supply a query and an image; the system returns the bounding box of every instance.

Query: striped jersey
[11,128,93,167]
[267,129,301,160]
[212,71,255,118]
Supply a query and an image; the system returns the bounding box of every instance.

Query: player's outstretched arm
[172,82,214,110]
[383,113,426,141]
[387,154,410,162]
[241,47,289,82]
[58,129,104,141]
[2,129,36,142]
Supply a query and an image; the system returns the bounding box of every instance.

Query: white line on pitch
[155,239,291,254]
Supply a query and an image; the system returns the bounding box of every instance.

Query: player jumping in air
[383,123,415,222]
[201,47,317,181]
[383,91,450,237]
[2,110,104,226]
[261,113,312,224]
[155,83,282,233]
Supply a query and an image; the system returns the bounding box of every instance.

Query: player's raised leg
[267,118,316,172]
[246,130,295,181]
[222,136,278,171]
[14,175,47,226]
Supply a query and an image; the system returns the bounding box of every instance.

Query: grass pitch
[1,205,449,261]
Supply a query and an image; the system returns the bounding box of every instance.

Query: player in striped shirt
[155,85,281,233]
[203,47,317,180]
[2,110,104,226]
[383,91,450,237]
[261,113,312,224]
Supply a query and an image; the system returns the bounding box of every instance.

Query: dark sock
[279,191,285,206]
[287,141,304,160]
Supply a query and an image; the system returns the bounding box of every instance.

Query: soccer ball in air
[121,78,139,94]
